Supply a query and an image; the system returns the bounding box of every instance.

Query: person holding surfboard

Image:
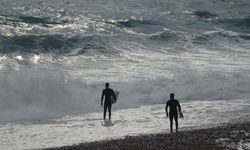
[101,82,117,120]
[165,93,183,133]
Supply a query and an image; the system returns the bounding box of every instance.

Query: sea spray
[0,69,250,122]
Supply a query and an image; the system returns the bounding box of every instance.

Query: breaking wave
[0,14,71,27]
[105,19,161,28]
[0,69,250,122]
[193,10,217,20]
[0,34,107,54]
[0,0,250,122]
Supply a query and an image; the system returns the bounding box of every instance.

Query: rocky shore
[46,121,250,150]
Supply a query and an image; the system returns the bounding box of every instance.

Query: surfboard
[111,91,119,104]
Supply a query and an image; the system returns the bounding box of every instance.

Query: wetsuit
[165,99,181,132]
[101,88,116,120]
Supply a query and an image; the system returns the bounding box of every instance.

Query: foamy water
[0,0,250,121]
[0,0,250,149]
[0,99,249,150]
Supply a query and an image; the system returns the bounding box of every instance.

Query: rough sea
[0,0,250,149]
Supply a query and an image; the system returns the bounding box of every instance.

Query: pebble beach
[47,121,250,150]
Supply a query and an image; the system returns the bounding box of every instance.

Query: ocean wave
[0,34,107,54]
[18,15,70,25]
[0,14,71,27]
[149,29,250,45]
[191,30,250,44]
[193,10,218,20]
[218,16,250,28]
[0,69,250,122]
[149,31,185,41]
[105,19,161,28]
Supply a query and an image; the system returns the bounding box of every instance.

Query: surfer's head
[170,93,174,99]
[105,82,109,88]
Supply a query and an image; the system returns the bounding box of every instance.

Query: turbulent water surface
[0,0,249,121]
[0,0,250,149]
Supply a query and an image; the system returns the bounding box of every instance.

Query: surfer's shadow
[101,120,115,127]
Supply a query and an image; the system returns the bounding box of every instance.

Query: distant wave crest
[193,10,218,20]
[192,30,250,44]
[0,34,107,54]
[105,19,161,28]
[149,31,185,41]
[218,16,250,28]
[0,14,71,27]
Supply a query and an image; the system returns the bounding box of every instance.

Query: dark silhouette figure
[165,93,183,133]
[101,82,116,120]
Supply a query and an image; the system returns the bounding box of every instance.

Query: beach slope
[47,121,250,150]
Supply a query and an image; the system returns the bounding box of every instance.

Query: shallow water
[0,99,249,150]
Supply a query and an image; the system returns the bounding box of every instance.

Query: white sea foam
[0,99,249,150]
[0,69,250,122]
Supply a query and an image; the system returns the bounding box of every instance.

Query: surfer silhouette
[165,93,183,133]
[101,82,116,120]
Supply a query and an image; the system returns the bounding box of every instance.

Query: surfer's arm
[101,90,104,106]
[177,101,181,113]
[177,101,183,118]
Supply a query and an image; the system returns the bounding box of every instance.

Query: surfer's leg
[174,114,178,133]
[169,114,173,133]
[108,104,112,120]
[103,103,107,120]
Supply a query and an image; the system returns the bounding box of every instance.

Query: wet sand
[46,121,250,150]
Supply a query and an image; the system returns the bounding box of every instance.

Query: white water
[0,0,250,149]
[1,69,250,122]
[0,99,249,150]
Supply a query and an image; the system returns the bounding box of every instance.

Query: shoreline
[46,120,250,150]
